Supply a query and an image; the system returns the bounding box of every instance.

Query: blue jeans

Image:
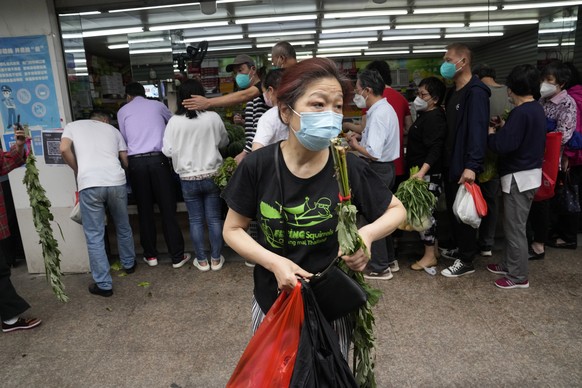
[181,178,223,261]
[80,185,135,290]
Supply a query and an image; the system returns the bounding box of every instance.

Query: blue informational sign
[0,35,60,133]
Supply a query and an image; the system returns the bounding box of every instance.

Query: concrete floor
[2,235,581,388]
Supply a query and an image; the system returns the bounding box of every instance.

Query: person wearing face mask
[406,77,447,271]
[222,58,406,358]
[252,69,288,150]
[528,61,578,256]
[438,43,491,278]
[347,69,401,280]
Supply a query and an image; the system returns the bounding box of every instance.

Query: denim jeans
[181,178,223,261]
[80,185,135,290]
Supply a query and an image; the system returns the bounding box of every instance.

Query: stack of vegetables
[220,121,245,158]
[394,166,437,232]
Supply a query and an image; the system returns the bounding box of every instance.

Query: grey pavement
[2,235,581,388]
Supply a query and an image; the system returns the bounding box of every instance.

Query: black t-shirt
[222,142,393,313]
[444,84,468,167]
[406,108,447,174]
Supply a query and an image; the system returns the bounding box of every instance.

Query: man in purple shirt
[117,82,190,269]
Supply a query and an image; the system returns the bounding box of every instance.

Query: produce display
[394,166,437,232]
[221,121,245,158]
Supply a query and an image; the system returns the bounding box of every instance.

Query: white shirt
[500,168,542,194]
[162,111,229,178]
[360,98,399,162]
[253,106,288,147]
[61,120,127,191]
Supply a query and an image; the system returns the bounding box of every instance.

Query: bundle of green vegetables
[213,157,238,191]
[220,121,245,158]
[394,166,437,232]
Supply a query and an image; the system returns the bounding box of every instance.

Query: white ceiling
[56,0,579,62]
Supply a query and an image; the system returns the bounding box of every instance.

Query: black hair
[272,41,297,59]
[564,62,581,89]
[473,64,496,80]
[358,69,385,96]
[264,68,284,90]
[175,79,206,119]
[365,60,391,86]
[125,82,146,97]
[418,77,446,106]
[541,60,571,87]
[506,64,541,99]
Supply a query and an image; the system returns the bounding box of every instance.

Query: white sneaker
[389,260,400,273]
[143,257,158,267]
[193,258,210,272]
[211,255,225,271]
[172,253,191,269]
[363,267,393,280]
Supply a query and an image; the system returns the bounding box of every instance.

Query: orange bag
[227,282,304,388]
[534,131,563,202]
[464,182,488,217]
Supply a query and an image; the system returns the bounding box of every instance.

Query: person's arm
[162,121,173,158]
[182,85,261,110]
[60,137,78,176]
[348,136,376,160]
[555,99,577,145]
[119,150,129,169]
[414,112,445,179]
[342,121,362,134]
[404,114,413,135]
[461,88,490,184]
[0,126,26,175]
[223,209,312,292]
[488,111,524,155]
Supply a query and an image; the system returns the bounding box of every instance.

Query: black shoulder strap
[274,144,288,256]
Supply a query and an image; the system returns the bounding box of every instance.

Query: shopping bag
[464,182,488,217]
[534,131,563,202]
[227,282,304,388]
[290,280,358,388]
[69,191,82,224]
[452,184,481,229]
[555,173,581,214]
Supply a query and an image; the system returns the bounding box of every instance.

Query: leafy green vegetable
[110,261,122,271]
[138,281,150,288]
[221,121,246,158]
[213,157,238,191]
[22,152,68,302]
[394,166,437,232]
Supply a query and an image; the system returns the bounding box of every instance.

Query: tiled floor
[2,235,581,387]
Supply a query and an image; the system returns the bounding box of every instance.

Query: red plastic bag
[464,182,488,217]
[534,131,563,202]
[227,282,304,388]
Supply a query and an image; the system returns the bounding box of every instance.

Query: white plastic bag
[70,200,82,224]
[452,184,481,229]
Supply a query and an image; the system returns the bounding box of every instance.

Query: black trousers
[128,154,184,260]
[444,180,478,263]
[0,248,29,321]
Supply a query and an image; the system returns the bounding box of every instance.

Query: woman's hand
[339,229,372,272]
[271,257,312,292]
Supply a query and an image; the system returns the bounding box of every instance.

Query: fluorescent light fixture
[73,72,89,76]
[552,16,578,23]
[324,10,407,18]
[322,26,386,34]
[364,50,409,55]
[504,1,582,10]
[297,55,315,60]
[445,32,504,38]
[83,27,144,37]
[268,52,312,58]
[539,27,576,34]
[249,30,316,38]
[74,67,88,71]
[128,37,165,44]
[184,34,244,42]
[64,49,86,53]
[538,43,559,47]
[395,23,464,29]
[108,44,130,49]
[235,15,317,24]
[319,37,378,44]
[317,52,364,58]
[150,21,229,31]
[413,49,447,53]
[318,46,368,52]
[414,6,497,14]
[563,42,575,46]
[59,11,101,16]
[129,48,173,54]
[217,0,258,3]
[74,59,87,64]
[256,41,314,48]
[470,19,539,27]
[382,34,440,41]
[62,33,83,39]
[207,45,253,51]
[109,3,198,13]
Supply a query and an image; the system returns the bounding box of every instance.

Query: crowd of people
[2,41,581,339]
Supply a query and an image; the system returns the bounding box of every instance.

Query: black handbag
[556,172,581,214]
[274,144,367,323]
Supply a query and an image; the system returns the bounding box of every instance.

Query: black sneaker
[439,247,460,261]
[2,317,42,333]
[441,259,475,278]
[88,283,113,297]
[124,261,137,274]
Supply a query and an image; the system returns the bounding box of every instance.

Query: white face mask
[540,82,558,98]
[353,93,367,109]
[413,96,429,112]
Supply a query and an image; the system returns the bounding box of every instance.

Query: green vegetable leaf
[138,281,150,288]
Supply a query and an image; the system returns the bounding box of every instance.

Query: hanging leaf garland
[22,146,69,302]
[331,138,381,387]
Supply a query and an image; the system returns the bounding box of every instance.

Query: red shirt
[363,87,410,176]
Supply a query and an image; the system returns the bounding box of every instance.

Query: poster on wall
[0,35,61,150]
[42,130,64,165]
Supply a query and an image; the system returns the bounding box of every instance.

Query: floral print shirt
[540,90,577,145]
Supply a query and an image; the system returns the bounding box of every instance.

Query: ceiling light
[539,27,576,34]
[324,10,407,18]
[445,32,504,38]
[73,72,89,76]
[504,1,582,10]
[207,45,254,51]
[74,67,88,71]
[318,46,368,52]
[108,44,130,49]
[364,50,409,55]
[129,48,173,54]
[62,33,84,39]
[413,49,447,53]
[59,11,101,16]
[319,37,378,44]
[109,3,198,13]
[74,59,87,64]
[382,34,440,41]
[128,37,165,44]
[249,30,316,38]
[395,23,465,29]
[64,49,86,53]
[235,15,317,24]
[322,26,386,34]
[414,6,497,14]
[256,41,315,48]
[469,19,539,27]
[184,34,243,42]
[217,0,257,3]
[317,52,364,58]
[552,16,578,23]
[82,27,144,38]
[150,21,228,31]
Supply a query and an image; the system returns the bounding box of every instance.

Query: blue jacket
[446,75,491,183]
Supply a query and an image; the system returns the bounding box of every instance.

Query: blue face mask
[440,58,463,80]
[289,107,343,151]
[236,73,251,89]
